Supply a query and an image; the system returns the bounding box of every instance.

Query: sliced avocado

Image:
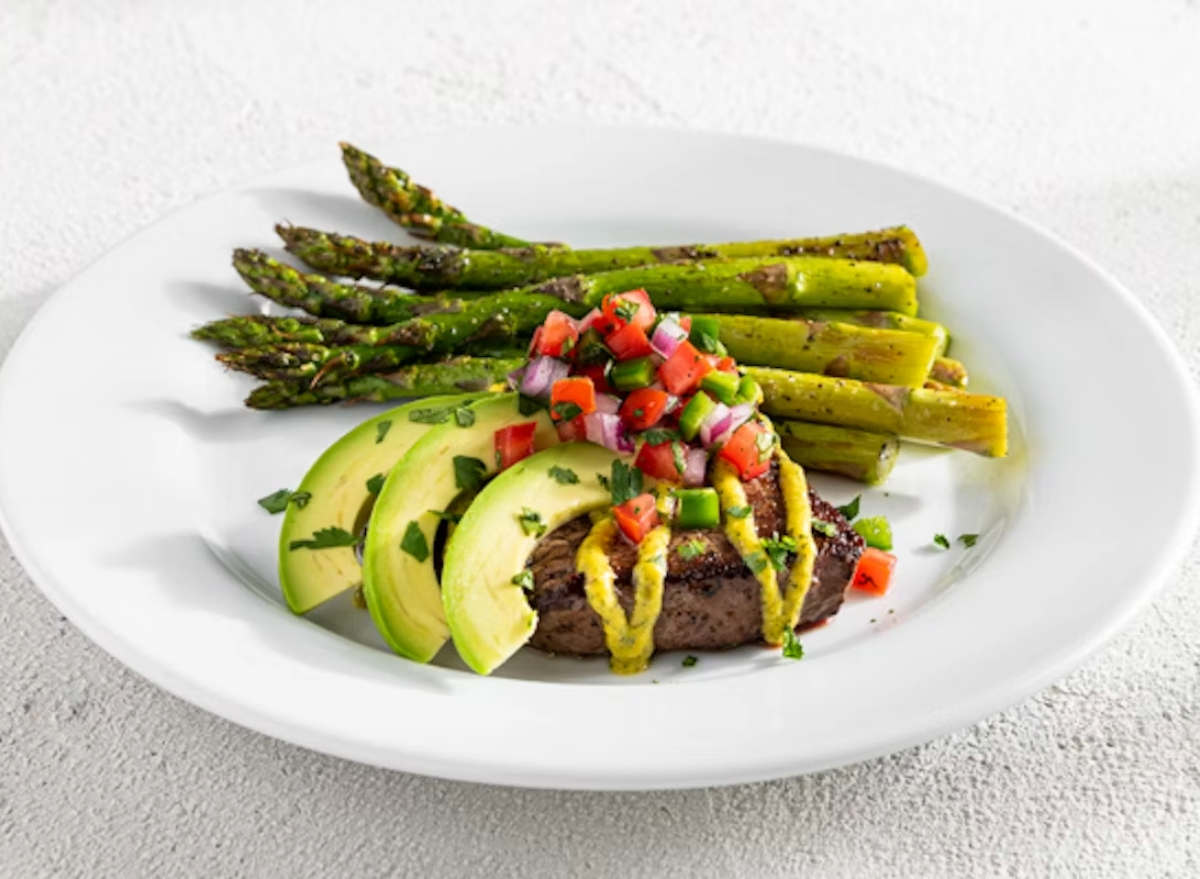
[442,442,623,675]
[278,394,483,614]
[362,393,557,663]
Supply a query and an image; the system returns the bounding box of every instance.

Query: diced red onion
[520,356,570,398]
[663,394,681,414]
[578,308,603,334]
[699,402,733,446]
[727,403,755,432]
[647,380,666,393]
[650,317,688,358]
[584,412,629,454]
[506,366,526,391]
[593,393,621,415]
[683,447,708,486]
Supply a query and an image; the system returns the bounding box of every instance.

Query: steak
[527,462,864,656]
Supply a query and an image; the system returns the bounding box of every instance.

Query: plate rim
[2,123,1199,790]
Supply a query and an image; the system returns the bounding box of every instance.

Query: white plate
[1,126,1197,790]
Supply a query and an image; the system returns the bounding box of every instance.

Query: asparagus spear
[746,366,1007,457]
[277,224,926,292]
[340,143,534,249]
[233,249,460,324]
[706,314,938,387]
[777,421,900,485]
[930,357,968,388]
[791,309,948,358]
[219,340,526,383]
[246,357,521,409]
[194,291,578,351]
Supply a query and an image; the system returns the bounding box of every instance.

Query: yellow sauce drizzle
[577,517,672,674]
[712,458,786,644]
[776,448,817,629]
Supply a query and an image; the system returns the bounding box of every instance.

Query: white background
[2,1,1199,876]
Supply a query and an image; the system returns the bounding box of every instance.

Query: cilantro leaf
[640,428,680,446]
[726,505,752,520]
[761,534,798,571]
[518,507,547,538]
[695,333,726,356]
[453,455,488,491]
[933,533,950,550]
[408,406,454,425]
[290,491,312,509]
[518,394,547,416]
[454,406,476,428]
[259,488,310,514]
[836,495,861,521]
[512,569,535,592]
[811,519,838,537]
[614,299,640,322]
[400,521,429,562]
[596,473,610,490]
[609,460,644,506]
[677,538,706,561]
[781,628,804,660]
[551,401,583,422]
[745,552,769,575]
[958,533,979,548]
[366,473,386,495]
[682,655,698,668]
[289,527,358,551]
[427,509,462,525]
[375,420,393,444]
[549,466,579,485]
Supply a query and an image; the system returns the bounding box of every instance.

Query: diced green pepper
[610,357,656,391]
[735,375,763,405]
[701,370,740,404]
[853,515,893,551]
[679,392,717,441]
[574,327,611,366]
[676,488,721,529]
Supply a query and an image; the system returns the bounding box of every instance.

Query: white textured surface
[1,1,1199,876]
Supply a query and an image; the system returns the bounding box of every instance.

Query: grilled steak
[527,462,864,656]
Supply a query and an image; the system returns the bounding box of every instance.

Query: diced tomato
[494,422,538,470]
[555,414,587,443]
[718,422,772,480]
[595,289,656,335]
[635,440,685,483]
[658,340,714,396]
[549,376,596,421]
[576,363,612,394]
[620,388,669,432]
[613,493,660,544]
[606,322,654,360]
[851,547,897,596]
[716,356,737,374]
[531,310,579,359]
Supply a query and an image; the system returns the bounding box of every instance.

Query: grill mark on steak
[526,462,864,656]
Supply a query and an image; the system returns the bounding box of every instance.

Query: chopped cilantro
[596,473,610,490]
[549,465,579,485]
[518,394,546,416]
[682,655,698,668]
[291,491,312,509]
[726,505,752,519]
[811,519,837,537]
[551,401,583,422]
[512,569,535,592]
[375,420,393,444]
[958,533,979,548]
[677,539,706,561]
[853,516,893,551]
[640,427,681,446]
[745,552,769,575]
[289,526,358,551]
[695,333,726,356]
[933,533,950,550]
[609,460,644,505]
[408,406,455,424]
[453,455,488,491]
[614,299,640,322]
[454,406,476,427]
[257,488,295,515]
[399,521,429,562]
[781,628,804,660]
[761,534,798,571]
[518,507,547,538]
[366,473,386,495]
[427,509,463,525]
[836,495,861,521]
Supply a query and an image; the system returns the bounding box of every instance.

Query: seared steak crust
[527,463,864,656]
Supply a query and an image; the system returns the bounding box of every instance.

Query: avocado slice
[362,394,557,663]
[442,442,623,675]
[278,395,484,614]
